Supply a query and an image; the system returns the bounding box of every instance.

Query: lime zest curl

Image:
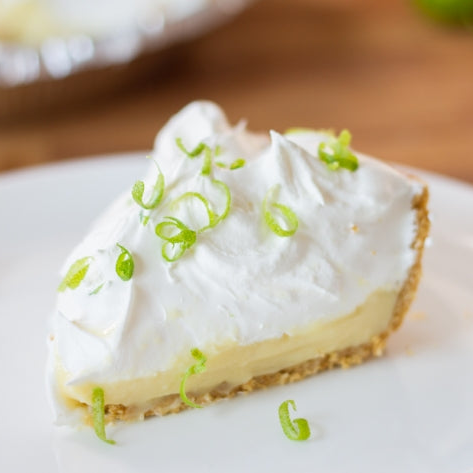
[215,158,246,170]
[176,179,231,231]
[92,387,115,445]
[157,139,233,261]
[201,147,212,176]
[209,179,231,225]
[175,137,213,176]
[89,283,105,296]
[278,400,311,441]
[318,129,358,171]
[176,140,214,175]
[230,158,246,170]
[139,210,150,226]
[174,192,218,231]
[175,138,207,158]
[176,138,230,175]
[115,244,134,281]
[156,180,231,261]
[132,160,165,210]
[58,256,92,292]
[179,348,207,409]
[155,217,197,262]
[263,185,298,237]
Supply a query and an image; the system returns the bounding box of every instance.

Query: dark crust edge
[102,184,430,423]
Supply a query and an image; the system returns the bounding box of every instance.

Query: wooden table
[1,0,473,184]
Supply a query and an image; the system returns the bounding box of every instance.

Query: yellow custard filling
[55,289,397,411]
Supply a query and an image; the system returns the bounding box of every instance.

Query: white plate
[1,154,472,473]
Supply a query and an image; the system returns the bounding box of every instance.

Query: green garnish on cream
[89,283,105,296]
[155,217,197,262]
[263,185,298,237]
[175,137,212,175]
[201,147,212,176]
[318,129,358,171]
[58,257,92,292]
[215,158,246,170]
[155,180,231,262]
[115,244,134,281]
[174,180,231,232]
[207,179,232,225]
[132,160,165,210]
[174,192,219,231]
[175,138,207,158]
[176,138,227,176]
[229,158,246,170]
[139,210,150,226]
[179,348,207,409]
[278,400,311,441]
[92,387,115,445]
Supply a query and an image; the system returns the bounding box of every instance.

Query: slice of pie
[47,101,429,428]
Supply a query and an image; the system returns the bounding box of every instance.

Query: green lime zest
[176,138,207,158]
[263,185,298,237]
[175,137,211,175]
[229,158,246,170]
[210,179,231,224]
[89,283,105,295]
[201,146,212,176]
[318,129,358,171]
[139,210,150,226]
[115,244,134,281]
[92,387,115,445]
[58,257,92,292]
[176,138,221,176]
[179,348,207,409]
[174,192,218,231]
[132,160,165,210]
[175,180,231,232]
[215,158,246,170]
[155,217,197,262]
[278,400,311,441]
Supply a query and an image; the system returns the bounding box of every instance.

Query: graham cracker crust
[102,183,430,423]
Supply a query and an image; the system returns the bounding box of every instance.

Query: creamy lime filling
[55,289,396,410]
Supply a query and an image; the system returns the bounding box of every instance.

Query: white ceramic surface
[1,154,472,473]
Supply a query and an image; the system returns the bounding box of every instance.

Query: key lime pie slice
[47,101,429,430]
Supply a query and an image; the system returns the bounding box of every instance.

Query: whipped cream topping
[50,101,422,392]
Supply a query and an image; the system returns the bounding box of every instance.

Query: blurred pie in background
[0,0,252,120]
[0,0,212,44]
